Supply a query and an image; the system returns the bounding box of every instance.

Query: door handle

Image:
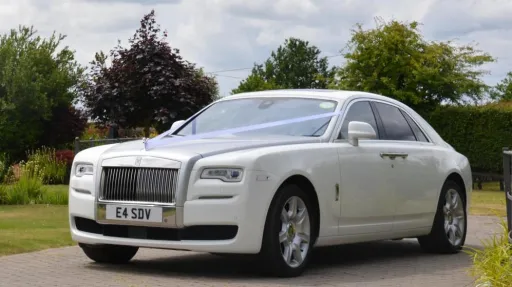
[380,152,408,159]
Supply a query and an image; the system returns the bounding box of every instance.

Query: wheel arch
[444,172,467,206]
[264,174,321,246]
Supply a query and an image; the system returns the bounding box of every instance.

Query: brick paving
[0,215,503,287]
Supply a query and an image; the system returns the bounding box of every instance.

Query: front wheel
[260,184,316,277]
[417,180,467,253]
[79,243,139,264]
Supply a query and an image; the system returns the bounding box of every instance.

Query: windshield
[174,97,338,137]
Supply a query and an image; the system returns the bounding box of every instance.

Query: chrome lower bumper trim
[95,202,177,228]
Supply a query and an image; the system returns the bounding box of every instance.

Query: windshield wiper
[302,120,330,137]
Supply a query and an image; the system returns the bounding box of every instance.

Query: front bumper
[68,169,277,254]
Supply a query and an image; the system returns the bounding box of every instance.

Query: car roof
[219,89,404,105]
[220,89,354,101]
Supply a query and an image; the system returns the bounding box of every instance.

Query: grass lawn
[0,182,509,257]
[44,184,69,193]
[470,181,508,217]
[0,204,74,256]
[0,184,73,256]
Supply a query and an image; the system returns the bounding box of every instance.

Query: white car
[69,89,471,277]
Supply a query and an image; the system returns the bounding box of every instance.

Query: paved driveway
[0,215,503,287]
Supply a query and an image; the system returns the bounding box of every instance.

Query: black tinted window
[339,101,379,139]
[374,102,416,141]
[402,111,429,142]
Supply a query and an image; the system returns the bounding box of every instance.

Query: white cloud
[0,0,511,96]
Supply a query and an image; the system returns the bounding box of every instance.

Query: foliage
[428,102,512,174]
[232,37,335,94]
[38,104,88,149]
[80,10,218,137]
[55,150,74,167]
[0,173,45,204]
[329,18,495,115]
[0,25,84,161]
[0,185,5,203]
[38,185,68,205]
[118,126,158,138]
[467,219,512,287]
[232,74,282,94]
[21,147,68,185]
[0,153,10,183]
[0,177,68,205]
[490,72,512,102]
[80,123,109,140]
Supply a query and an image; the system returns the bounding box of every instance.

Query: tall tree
[490,72,512,101]
[232,37,335,94]
[80,10,218,136]
[329,18,495,114]
[0,26,85,160]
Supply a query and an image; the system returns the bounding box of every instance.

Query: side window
[373,102,416,141]
[338,101,379,139]
[401,111,429,142]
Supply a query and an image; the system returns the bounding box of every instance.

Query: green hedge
[427,102,512,174]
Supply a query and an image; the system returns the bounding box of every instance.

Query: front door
[336,100,396,235]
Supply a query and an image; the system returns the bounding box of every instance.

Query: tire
[260,184,316,277]
[79,243,139,264]
[417,180,467,253]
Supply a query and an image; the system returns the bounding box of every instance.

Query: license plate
[105,205,162,223]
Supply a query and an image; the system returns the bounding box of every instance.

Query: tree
[37,104,88,149]
[231,74,281,94]
[0,25,84,160]
[232,37,335,94]
[490,72,512,101]
[329,18,495,114]
[80,10,218,136]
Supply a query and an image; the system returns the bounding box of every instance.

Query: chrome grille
[99,167,179,204]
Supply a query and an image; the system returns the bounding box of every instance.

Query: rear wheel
[417,180,467,253]
[79,243,139,264]
[260,184,316,277]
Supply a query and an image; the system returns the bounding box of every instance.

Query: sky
[1,0,511,97]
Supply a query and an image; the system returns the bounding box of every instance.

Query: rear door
[371,101,441,231]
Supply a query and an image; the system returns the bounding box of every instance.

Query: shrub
[23,147,67,184]
[3,164,20,184]
[428,102,512,174]
[0,184,7,204]
[0,175,68,205]
[0,153,10,183]
[1,173,45,204]
[55,149,74,184]
[38,188,68,205]
[118,126,158,138]
[81,123,108,140]
[467,219,512,287]
[55,150,74,166]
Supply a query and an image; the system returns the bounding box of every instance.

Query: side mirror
[348,121,377,146]
[169,120,186,133]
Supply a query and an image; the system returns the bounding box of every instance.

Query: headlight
[75,163,94,177]
[200,167,243,182]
